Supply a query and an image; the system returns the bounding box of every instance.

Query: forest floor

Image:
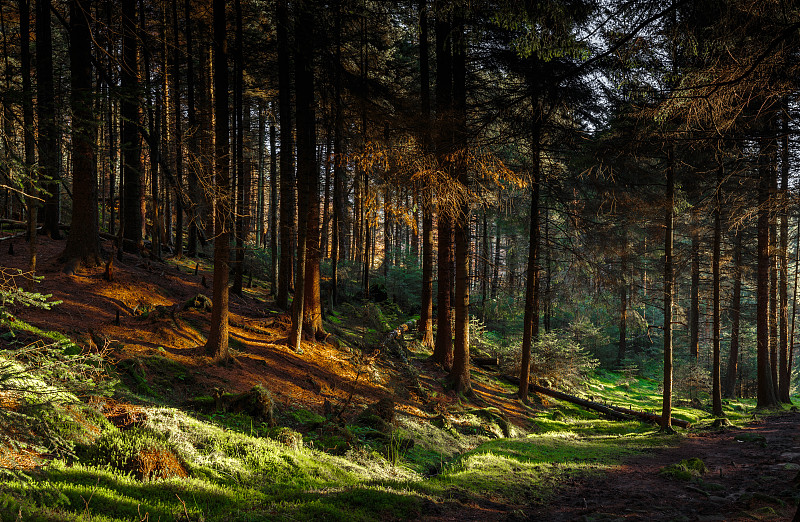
[525,412,800,521]
[0,235,798,521]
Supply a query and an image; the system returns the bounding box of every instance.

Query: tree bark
[121,0,142,253]
[711,150,723,417]
[449,14,470,395]
[231,0,245,296]
[689,207,700,361]
[276,0,295,310]
[757,124,780,408]
[661,145,675,430]
[779,102,791,403]
[205,0,231,362]
[290,0,315,351]
[62,0,100,273]
[37,0,62,239]
[724,228,742,398]
[171,0,184,259]
[19,0,37,277]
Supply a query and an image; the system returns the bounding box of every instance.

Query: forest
[0,0,799,520]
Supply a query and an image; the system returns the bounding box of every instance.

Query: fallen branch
[505,375,691,428]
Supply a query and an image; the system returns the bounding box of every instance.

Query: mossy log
[506,375,691,428]
[381,320,416,349]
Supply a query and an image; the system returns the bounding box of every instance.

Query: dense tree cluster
[0,0,797,420]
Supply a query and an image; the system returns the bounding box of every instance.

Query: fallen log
[473,356,499,368]
[505,375,691,428]
[381,319,416,349]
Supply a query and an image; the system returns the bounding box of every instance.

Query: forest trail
[525,412,800,521]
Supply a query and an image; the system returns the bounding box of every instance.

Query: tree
[61,0,100,273]
[289,0,316,351]
[661,145,675,431]
[36,0,61,240]
[121,0,142,254]
[448,13,471,395]
[276,0,295,310]
[418,0,434,349]
[205,0,231,362]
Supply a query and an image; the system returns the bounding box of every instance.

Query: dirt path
[528,412,800,521]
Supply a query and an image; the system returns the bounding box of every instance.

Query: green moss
[659,458,708,481]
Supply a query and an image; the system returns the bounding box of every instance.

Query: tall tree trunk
[205,0,231,362]
[62,0,100,272]
[417,0,434,348]
[518,133,540,402]
[724,228,742,398]
[689,207,700,360]
[256,105,265,248]
[170,0,183,258]
[449,14,471,395]
[331,0,346,306]
[301,51,322,337]
[618,228,627,364]
[432,1,452,369]
[19,0,37,277]
[321,131,331,259]
[711,150,723,417]
[184,0,199,257]
[121,0,142,253]
[757,124,780,408]
[779,102,791,403]
[37,0,62,239]
[290,0,315,351]
[232,0,245,296]
[491,219,500,298]
[269,114,278,293]
[661,145,675,431]
[276,0,295,310]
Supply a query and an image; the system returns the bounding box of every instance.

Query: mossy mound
[660,457,708,481]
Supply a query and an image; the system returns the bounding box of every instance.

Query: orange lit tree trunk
[276,0,295,310]
[290,0,316,350]
[205,0,231,362]
[418,0,434,349]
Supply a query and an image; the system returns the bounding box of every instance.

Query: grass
[4,315,793,521]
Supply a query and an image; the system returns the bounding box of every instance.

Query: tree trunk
[276,0,295,310]
[757,125,780,408]
[711,150,723,417]
[231,0,245,297]
[36,0,61,239]
[205,0,231,362]
[519,138,540,402]
[19,0,37,277]
[184,0,199,257]
[689,207,700,361]
[432,1,452,369]
[661,145,675,430]
[269,114,278,293]
[779,102,791,403]
[724,228,742,398]
[121,0,142,253]
[171,0,183,258]
[62,0,100,273]
[290,0,315,351]
[448,14,470,395]
[618,229,627,364]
